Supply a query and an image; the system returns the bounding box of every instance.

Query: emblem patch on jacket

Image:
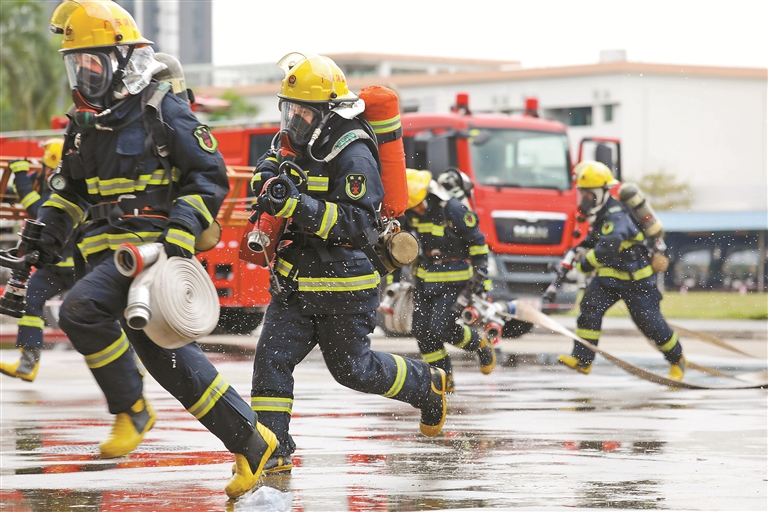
[463,211,478,227]
[194,126,218,153]
[601,221,614,234]
[345,174,366,200]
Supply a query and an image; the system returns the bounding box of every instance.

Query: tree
[206,90,259,122]
[637,168,693,211]
[0,0,68,131]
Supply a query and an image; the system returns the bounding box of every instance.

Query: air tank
[618,183,663,239]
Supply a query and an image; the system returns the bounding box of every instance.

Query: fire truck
[396,94,621,337]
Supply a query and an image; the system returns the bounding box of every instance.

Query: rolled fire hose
[503,301,767,390]
[115,243,220,349]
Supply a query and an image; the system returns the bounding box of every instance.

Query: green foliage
[636,168,693,211]
[206,90,259,122]
[0,0,68,131]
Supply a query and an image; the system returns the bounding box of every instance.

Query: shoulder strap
[141,81,172,160]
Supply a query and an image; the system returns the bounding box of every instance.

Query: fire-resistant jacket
[262,117,384,315]
[37,86,229,262]
[402,194,489,294]
[576,196,654,282]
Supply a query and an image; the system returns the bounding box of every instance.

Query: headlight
[486,251,499,277]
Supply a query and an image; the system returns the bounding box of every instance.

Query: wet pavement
[1,327,766,511]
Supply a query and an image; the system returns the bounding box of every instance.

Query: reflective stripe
[18,315,44,329]
[9,161,30,173]
[315,202,338,239]
[658,332,679,353]
[55,256,75,268]
[422,348,449,363]
[307,176,329,192]
[179,195,214,225]
[188,374,230,420]
[596,265,654,281]
[576,328,600,341]
[619,233,645,251]
[415,267,474,283]
[455,325,472,348]
[78,232,162,258]
[586,249,602,268]
[166,227,196,253]
[469,244,489,256]
[381,354,406,398]
[275,258,294,278]
[85,332,130,369]
[43,194,84,224]
[20,191,41,209]
[412,220,444,237]
[298,272,380,292]
[368,114,401,134]
[251,396,293,414]
[276,197,298,217]
[84,168,178,196]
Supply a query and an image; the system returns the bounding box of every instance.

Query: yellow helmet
[574,160,618,189]
[406,169,432,209]
[277,52,357,105]
[57,1,152,51]
[42,138,64,169]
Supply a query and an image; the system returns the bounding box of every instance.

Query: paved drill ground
[1,319,766,511]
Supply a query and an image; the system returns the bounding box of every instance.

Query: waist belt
[597,265,654,281]
[87,189,171,222]
[427,256,465,265]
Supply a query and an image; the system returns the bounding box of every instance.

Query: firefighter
[38,2,276,498]
[401,169,496,392]
[558,161,687,380]
[248,52,448,474]
[1,139,75,382]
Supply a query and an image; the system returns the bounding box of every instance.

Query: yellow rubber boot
[99,397,156,458]
[0,347,40,382]
[419,368,447,437]
[477,337,497,375]
[669,356,688,381]
[558,355,592,375]
[225,422,279,499]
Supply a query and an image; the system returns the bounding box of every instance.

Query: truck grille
[504,260,551,274]
[492,210,566,245]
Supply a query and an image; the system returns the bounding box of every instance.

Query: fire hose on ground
[473,297,767,390]
[115,243,220,349]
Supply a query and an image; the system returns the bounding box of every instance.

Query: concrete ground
[0,319,766,511]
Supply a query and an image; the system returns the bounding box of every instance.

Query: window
[603,104,614,123]
[543,107,592,126]
[469,129,571,190]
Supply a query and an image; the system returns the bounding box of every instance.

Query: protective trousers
[573,275,683,366]
[17,265,75,349]
[412,283,481,376]
[57,251,257,453]
[251,298,434,457]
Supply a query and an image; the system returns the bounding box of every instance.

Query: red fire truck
[398,94,621,336]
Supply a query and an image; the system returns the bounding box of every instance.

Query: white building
[194,52,768,213]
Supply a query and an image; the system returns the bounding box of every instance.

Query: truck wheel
[502,319,533,338]
[214,308,264,335]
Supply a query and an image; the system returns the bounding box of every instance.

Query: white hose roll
[126,248,220,349]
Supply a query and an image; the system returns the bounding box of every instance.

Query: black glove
[161,225,195,259]
[9,160,31,174]
[31,233,62,268]
[472,267,490,296]
[250,169,277,196]
[257,176,302,218]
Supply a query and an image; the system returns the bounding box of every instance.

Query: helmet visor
[577,188,598,216]
[280,101,321,148]
[64,51,114,103]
